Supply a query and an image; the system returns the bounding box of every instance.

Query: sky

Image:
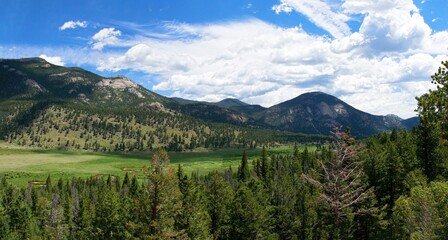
[1,0,447,118]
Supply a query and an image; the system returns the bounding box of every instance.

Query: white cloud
[59,20,87,31]
[273,3,293,14]
[273,0,351,38]
[39,54,65,66]
[423,31,448,54]
[91,28,122,50]
[6,1,448,119]
[343,0,431,54]
[92,8,448,119]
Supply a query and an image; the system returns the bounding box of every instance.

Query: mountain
[401,116,419,129]
[1,57,321,152]
[253,92,413,137]
[172,97,266,116]
[169,97,265,126]
[0,58,263,126]
[167,102,265,127]
[0,57,419,150]
[214,98,248,108]
[0,57,167,106]
[213,99,266,115]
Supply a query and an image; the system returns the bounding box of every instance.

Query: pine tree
[416,60,448,139]
[147,169,182,238]
[206,172,233,239]
[260,146,269,181]
[230,183,270,239]
[151,147,170,174]
[0,189,10,239]
[237,151,250,182]
[93,185,123,239]
[416,123,441,181]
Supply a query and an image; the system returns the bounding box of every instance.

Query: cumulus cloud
[91,28,122,50]
[12,0,446,119]
[342,0,432,54]
[59,20,87,31]
[97,3,448,119]
[39,54,65,66]
[273,0,351,38]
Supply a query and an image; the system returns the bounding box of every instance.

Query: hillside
[0,57,419,152]
[0,58,321,151]
[253,92,415,137]
[0,58,166,105]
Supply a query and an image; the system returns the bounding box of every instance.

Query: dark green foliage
[416,61,448,139]
[1,102,320,152]
[392,182,448,239]
[237,151,250,182]
[1,126,448,239]
[416,123,442,181]
[230,183,270,239]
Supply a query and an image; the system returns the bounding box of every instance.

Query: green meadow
[0,141,315,186]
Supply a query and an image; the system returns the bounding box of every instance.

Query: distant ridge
[1,58,419,138]
[252,91,416,137]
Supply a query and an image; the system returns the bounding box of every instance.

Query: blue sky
[1,0,447,118]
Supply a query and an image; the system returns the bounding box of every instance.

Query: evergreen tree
[183,185,211,239]
[237,151,250,182]
[260,146,269,180]
[416,60,448,139]
[206,172,233,239]
[147,169,182,238]
[392,181,448,239]
[230,183,270,239]
[93,185,123,239]
[152,147,170,174]
[416,123,441,181]
[0,189,10,240]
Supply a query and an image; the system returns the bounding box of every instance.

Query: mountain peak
[215,98,249,108]
[258,91,410,136]
[275,91,342,109]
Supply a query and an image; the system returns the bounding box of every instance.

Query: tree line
[1,102,323,152]
[0,61,447,239]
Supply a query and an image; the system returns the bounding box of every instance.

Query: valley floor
[0,141,312,186]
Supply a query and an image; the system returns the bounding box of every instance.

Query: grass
[0,141,315,186]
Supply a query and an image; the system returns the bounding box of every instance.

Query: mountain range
[0,57,418,149]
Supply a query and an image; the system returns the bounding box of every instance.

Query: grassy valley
[0,140,315,186]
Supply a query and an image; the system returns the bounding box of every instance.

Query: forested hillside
[1,102,319,152]
[1,125,448,239]
[0,58,323,151]
[0,58,418,153]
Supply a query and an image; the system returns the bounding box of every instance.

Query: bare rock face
[97,76,146,99]
[139,101,163,110]
[139,102,173,114]
[97,76,138,89]
[50,72,69,77]
[24,79,44,91]
[333,104,348,116]
[228,113,248,123]
[127,88,145,99]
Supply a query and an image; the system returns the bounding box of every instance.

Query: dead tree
[304,127,374,236]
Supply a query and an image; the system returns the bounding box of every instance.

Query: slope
[255,92,409,137]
